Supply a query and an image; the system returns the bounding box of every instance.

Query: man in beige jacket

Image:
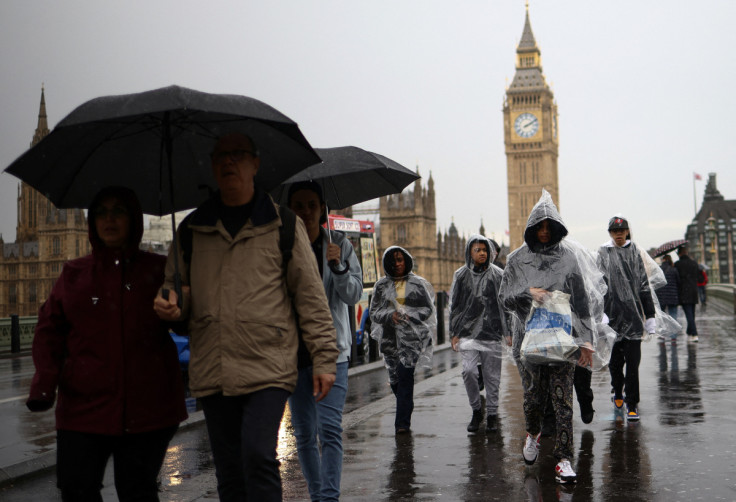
[154,133,337,502]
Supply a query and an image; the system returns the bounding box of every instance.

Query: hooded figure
[27,186,187,500]
[370,245,435,433]
[449,235,508,433]
[449,234,506,350]
[498,190,605,484]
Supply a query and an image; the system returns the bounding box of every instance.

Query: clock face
[514,112,539,138]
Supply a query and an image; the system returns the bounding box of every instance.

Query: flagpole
[693,174,697,216]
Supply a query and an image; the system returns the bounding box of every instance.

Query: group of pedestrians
[26,133,363,502]
[24,131,702,499]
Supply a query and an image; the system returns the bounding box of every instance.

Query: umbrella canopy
[4,85,321,215]
[653,239,688,258]
[272,146,419,210]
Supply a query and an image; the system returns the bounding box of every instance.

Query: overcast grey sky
[1,1,734,252]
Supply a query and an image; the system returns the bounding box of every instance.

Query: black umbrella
[4,84,320,215]
[272,146,419,210]
[653,239,688,258]
[4,85,320,302]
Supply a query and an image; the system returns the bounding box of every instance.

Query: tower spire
[31,85,50,147]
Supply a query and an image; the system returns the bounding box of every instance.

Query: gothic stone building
[503,7,560,251]
[378,172,466,294]
[685,173,736,284]
[0,88,90,317]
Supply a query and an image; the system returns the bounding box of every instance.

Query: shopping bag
[521,291,578,365]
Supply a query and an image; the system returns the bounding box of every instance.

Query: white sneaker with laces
[555,458,577,484]
[522,432,541,465]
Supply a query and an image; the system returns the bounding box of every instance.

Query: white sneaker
[523,432,541,465]
[555,458,577,484]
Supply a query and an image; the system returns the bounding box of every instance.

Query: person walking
[28,186,188,501]
[499,190,603,485]
[697,265,708,309]
[154,133,338,502]
[287,181,363,502]
[449,235,509,434]
[656,254,680,342]
[370,246,435,434]
[675,245,700,342]
[597,216,656,422]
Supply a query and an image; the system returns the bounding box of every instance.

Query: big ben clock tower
[503,6,559,250]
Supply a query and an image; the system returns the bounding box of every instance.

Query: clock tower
[503,6,559,250]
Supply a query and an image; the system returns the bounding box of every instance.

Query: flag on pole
[694,172,702,180]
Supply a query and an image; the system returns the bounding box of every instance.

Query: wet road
[2,299,735,500]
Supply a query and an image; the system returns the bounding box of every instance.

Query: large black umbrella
[4,84,320,215]
[653,239,688,258]
[4,85,320,301]
[271,146,419,210]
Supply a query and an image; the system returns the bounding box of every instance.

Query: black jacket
[675,255,700,305]
[656,261,680,307]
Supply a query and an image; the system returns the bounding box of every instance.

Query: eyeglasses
[210,149,257,165]
[92,206,129,219]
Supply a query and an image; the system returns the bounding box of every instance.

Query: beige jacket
[163,190,337,398]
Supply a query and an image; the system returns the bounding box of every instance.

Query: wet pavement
[1,298,735,500]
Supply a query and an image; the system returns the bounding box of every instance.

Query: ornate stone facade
[503,7,560,251]
[685,173,736,284]
[378,171,466,294]
[0,88,90,317]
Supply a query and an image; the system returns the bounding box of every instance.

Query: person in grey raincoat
[287,181,363,502]
[596,215,656,422]
[499,190,602,485]
[449,234,509,434]
[370,246,435,434]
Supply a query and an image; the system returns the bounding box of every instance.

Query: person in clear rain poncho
[370,246,435,434]
[499,190,607,485]
[449,235,509,434]
[597,215,680,422]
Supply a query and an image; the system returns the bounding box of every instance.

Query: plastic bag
[520,291,579,365]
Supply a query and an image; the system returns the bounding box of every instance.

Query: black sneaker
[580,405,595,424]
[486,414,498,433]
[467,409,483,432]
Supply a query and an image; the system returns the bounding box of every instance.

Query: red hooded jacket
[27,187,187,434]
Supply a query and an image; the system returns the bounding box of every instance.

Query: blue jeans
[681,303,698,336]
[663,305,680,339]
[289,361,348,502]
[200,388,290,502]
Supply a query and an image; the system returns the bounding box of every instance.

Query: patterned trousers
[518,362,575,460]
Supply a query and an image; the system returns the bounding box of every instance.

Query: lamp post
[707,213,719,284]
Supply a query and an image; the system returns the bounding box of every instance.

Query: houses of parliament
[1,9,562,316]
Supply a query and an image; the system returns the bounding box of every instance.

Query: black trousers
[200,388,290,502]
[609,338,642,406]
[56,425,177,502]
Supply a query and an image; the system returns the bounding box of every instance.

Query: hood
[523,189,568,250]
[464,234,496,270]
[382,245,414,278]
[88,186,144,252]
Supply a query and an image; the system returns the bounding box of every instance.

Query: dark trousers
[390,361,415,431]
[200,388,290,502]
[574,364,594,413]
[56,425,177,502]
[681,303,698,335]
[609,339,642,406]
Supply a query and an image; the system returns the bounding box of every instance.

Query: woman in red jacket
[27,186,187,501]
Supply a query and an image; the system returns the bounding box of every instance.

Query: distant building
[503,6,560,251]
[378,171,466,294]
[685,173,735,284]
[0,87,90,317]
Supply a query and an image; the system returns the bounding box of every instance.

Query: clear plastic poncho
[370,246,436,373]
[448,234,508,352]
[596,227,682,342]
[499,191,614,371]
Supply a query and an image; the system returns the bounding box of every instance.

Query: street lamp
[707,213,719,284]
